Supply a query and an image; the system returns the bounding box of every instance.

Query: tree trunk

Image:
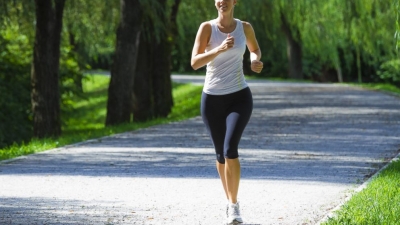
[132,0,180,121]
[31,0,65,138]
[356,45,362,83]
[152,0,179,117]
[133,34,154,122]
[106,0,142,126]
[152,38,173,118]
[335,56,343,83]
[280,12,303,80]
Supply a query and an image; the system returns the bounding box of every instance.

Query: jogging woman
[191,0,263,224]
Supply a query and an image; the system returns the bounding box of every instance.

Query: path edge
[0,118,198,166]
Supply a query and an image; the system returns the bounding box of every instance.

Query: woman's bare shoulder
[241,21,253,29]
[241,21,255,35]
[195,21,212,44]
[198,21,212,31]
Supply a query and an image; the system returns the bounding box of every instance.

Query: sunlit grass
[322,159,400,225]
[62,75,110,132]
[0,75,202,161]
[347,82,400,95]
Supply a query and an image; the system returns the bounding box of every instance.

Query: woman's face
[214,0,236,13]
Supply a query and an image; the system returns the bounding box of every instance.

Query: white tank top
[204,18,248,95]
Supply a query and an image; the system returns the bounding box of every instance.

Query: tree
[133,0,180,122]
[280,11,303,80]
[396,0,400,52]
[106,0,143,126]
[172,0,214,73]
[0,2,35,147]
[63,0,120,76]
[31,0,66,138]
[152,0,180,118]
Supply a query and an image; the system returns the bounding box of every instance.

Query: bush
[0,28,32,148]
[377,59,400,87]
[0,26,86,148]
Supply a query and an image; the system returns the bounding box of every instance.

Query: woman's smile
[216,0,231,11]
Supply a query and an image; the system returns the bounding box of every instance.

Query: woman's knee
[224,147,239,160]
[216,154,225,164]
[216,151,239,164]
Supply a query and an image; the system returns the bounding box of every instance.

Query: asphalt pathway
[1,76,400,225]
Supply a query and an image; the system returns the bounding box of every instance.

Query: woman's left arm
[243,22,263,73]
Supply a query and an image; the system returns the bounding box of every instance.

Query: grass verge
[350,82,400,95]
[0,75,203,161]
[322,82,400,224]
[322,159,400,225]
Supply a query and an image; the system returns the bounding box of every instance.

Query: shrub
[377,59,400,87]
[0,28,32,148]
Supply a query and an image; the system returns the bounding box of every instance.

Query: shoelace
[228,204,240,217]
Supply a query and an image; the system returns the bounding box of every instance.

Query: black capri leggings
[201,87,253,164]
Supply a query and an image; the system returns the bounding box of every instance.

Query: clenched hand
[251,60,263,73]
[218,33,235,52]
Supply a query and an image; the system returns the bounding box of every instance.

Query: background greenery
[0,0,399,149]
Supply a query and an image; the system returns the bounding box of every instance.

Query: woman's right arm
[191,22,234,70]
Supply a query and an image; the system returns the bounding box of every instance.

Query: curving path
[1,76,400,225]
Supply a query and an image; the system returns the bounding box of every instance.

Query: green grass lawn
[0,74,203,161]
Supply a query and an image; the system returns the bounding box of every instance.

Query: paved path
[1,76,400,225]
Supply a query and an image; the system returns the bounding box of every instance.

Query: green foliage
[62,0,168,71]
[377,59,400,85]
[396,0,400,52]
[0,24,33,148]
[175,0,397,83]
[174,1,214,73]
[0,1,35,38]
[237,1,287,77]
[323,160,400,225]
[140,0,168,43]
[59,43,87,113]
[0,1,102,148]
[63,0,119,70]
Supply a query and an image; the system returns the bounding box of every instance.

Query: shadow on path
[1,84,399,185]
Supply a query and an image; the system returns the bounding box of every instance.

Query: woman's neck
[216,13,235,29]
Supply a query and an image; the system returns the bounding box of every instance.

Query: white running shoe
[226,203,229,218]
[226,202,243,224]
